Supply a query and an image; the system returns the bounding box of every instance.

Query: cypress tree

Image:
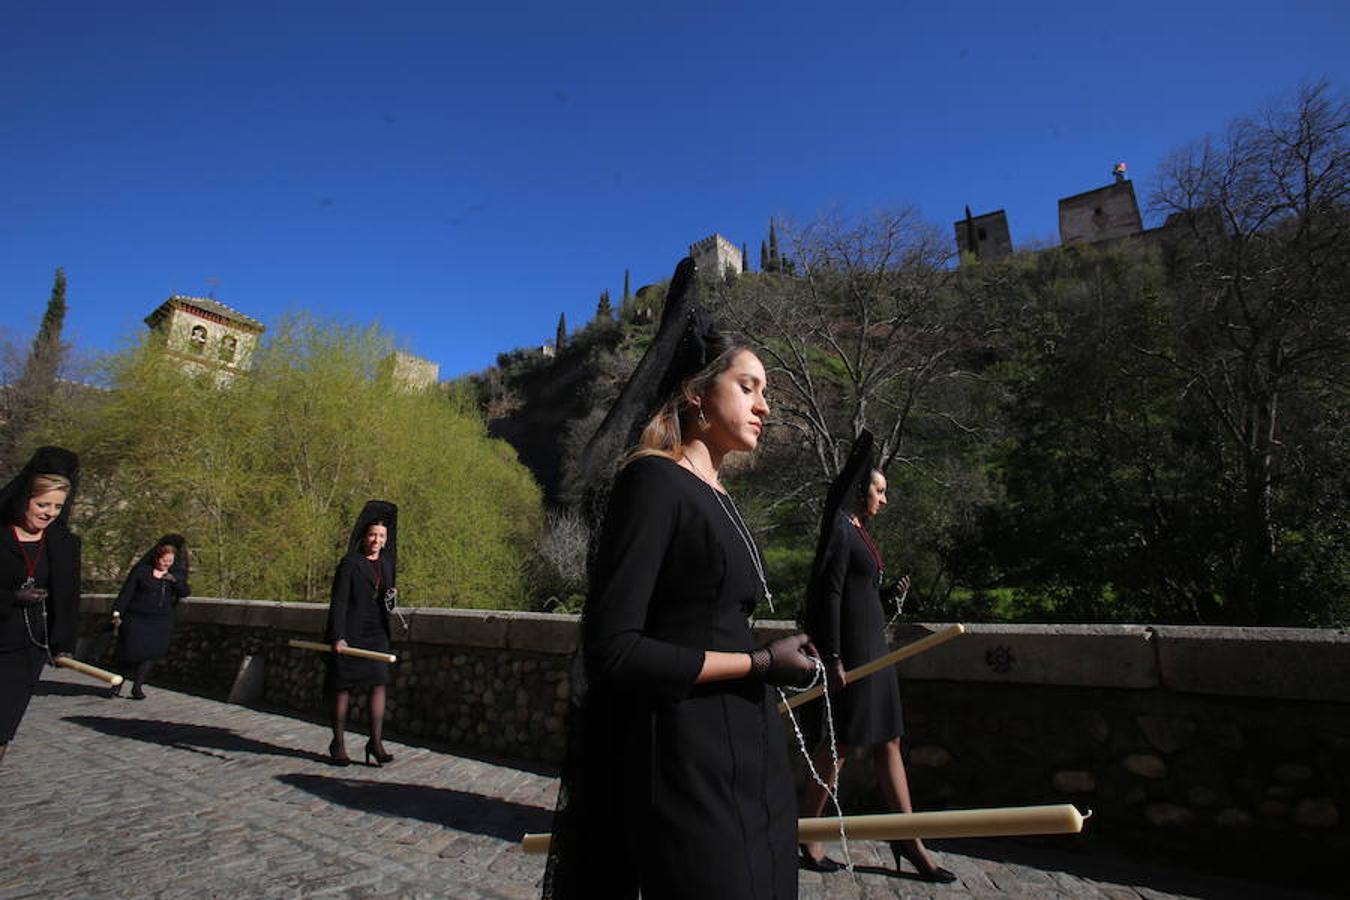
[623,269,631,301]
[1,268,69,470]
[768,221,781,271]
[596,290,612,321]
[741,242,750,272]
[760,240,769,272]
[555,312,567,350]
[34,268,67,359]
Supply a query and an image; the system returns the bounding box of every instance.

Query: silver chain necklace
[709,484,775,613]
[682,457,775,611]
[22,597,53,663]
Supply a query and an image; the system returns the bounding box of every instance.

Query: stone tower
[954,207,1013,260]
[381,351,440,391]
[1058,179,1143,246]
[689,233,744,277]
[144,295,265,379]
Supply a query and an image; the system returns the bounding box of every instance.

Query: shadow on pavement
[276,772,553,842]
[61,715,330,764]
[35,680,114,698]
[939,836,1340,899]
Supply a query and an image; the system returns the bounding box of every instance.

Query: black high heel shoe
[889,841,957,884]
[798,844,845,873]
[328,738,351,767]
[365,740,393,767]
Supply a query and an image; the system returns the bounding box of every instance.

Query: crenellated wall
[75,597,1348,889]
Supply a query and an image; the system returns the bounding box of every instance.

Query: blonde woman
[545,260,817,900]
[0,447,80,762]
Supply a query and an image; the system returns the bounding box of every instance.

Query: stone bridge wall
[75,596,1348,884]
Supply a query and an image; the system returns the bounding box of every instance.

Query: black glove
[15,588,48,607]
[749,633,819,687]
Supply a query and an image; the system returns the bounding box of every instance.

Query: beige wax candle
[55,656,124,686]
[779,623,965,713]
[287,638,398,664]
[519,803,1087,854]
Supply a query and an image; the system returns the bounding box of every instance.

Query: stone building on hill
[956,165,1171,259]
[689,233,744,278]
[955,207,1014,261]
[144,295,265,380]
[382,350,440,391]
[1058,178,1145,246]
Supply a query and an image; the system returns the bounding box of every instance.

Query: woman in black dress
[799,430,955,882]
[324,500,397,767]
[0,446,81,763]
[544,258,818,900]
[110,534,189,699]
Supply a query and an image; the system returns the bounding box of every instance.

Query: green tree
[555,312,567,351]
[1148,80,1349,624]
[1,268,68,470]
[58,316,544,609]
[622,269,631,301]
[712,210,981,617]
[957,243,1194,622]
[595,289,612,321]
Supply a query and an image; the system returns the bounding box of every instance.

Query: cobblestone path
[0,670,1333,899]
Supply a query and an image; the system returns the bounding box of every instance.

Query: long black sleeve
[584,462,704,701]
[112,565,140,615]
[325,557,353,643]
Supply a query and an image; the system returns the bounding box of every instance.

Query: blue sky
[3,1,1347,378]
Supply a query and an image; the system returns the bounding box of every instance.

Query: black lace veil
[117,533,189,596]
[346,499,398,582]
[0,446,80,531]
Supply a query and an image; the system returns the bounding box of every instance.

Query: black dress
[323,552,392,692]
[114,563,189,663]
[547,456,797,900]
[806,514,904,746]
[0,526,80,743]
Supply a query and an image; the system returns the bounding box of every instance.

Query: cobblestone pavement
[0,670,1336,899]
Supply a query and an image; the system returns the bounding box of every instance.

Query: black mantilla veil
[810,429,876,585]
[574,258,730,566]
[118,534,189,597]
[571,256,717,494]
[544,257,736,898]
[0,446,80,532]
[346,500,398,577]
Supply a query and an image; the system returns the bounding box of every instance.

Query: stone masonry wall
[75,597,1348,889]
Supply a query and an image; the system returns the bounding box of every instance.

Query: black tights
[132,660,153,690]
[331,685,387,748]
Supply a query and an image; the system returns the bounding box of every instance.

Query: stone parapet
[892,623,1160,688]
[1151,625,1349,702]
